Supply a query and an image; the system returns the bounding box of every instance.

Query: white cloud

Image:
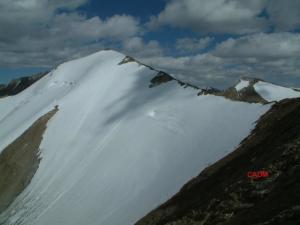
[148,0,300,34]
[140,33,300,88]
[213,32,300,59]
[1,0,299,88]
[50,13,140,41]
[176,37,214,53]
[0,1,141,67]
[122,37,164,58]
[148,0,268,34]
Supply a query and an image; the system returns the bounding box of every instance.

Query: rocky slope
[0,72,48,97]
[135,97,300,225]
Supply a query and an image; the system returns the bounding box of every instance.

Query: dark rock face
[118,56,155,70]
[0,72,47,97]
[135,98,300,225]
[198,87,221,96]
[149,72,174,88]
[118,56,136,65]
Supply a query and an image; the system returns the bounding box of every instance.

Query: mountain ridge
[1,50,299,104]
[0,50,299,225]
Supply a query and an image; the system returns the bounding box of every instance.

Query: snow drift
[0,50,297,225]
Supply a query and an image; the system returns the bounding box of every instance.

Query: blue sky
[77,0,165,21]
[0,0,300,88]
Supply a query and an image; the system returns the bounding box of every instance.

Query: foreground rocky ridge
[135,97,300,225]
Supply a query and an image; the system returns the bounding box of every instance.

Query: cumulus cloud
[142,53,300,89]
[148,0,268,34]
[148,0,300,34]
[213,32,300,59]
[176,37,214,53]
[141,53,247,88]
[122,37,164,58]
[1,0,299,88]
[0,0,141,67]
[267,0,300,31]
[140,32,300,88]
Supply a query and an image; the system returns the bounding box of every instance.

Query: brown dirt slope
[135,98,300,225]
[0,106,58,214]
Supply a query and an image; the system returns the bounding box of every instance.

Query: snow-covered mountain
[199,77,300,104]
[0,50,299,225]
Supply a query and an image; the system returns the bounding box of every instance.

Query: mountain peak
[0,50,300,225]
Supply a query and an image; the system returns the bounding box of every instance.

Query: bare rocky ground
[135,98,300,225]
[0,106,58,214]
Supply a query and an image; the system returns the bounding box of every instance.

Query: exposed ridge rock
[119,56,202,90]
[118,55,155,70]
[118,56,270,104]
[198,78,268,104]
[149,71,174,88]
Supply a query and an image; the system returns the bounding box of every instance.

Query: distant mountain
[0,50,299,225]
[0,72,48,97]
[199,77,300,104]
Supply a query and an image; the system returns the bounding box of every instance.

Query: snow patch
[235,80,250,91]
[254,81,300,102]
[147,110,156,118]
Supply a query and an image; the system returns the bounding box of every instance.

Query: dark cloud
[267,0,300,31]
